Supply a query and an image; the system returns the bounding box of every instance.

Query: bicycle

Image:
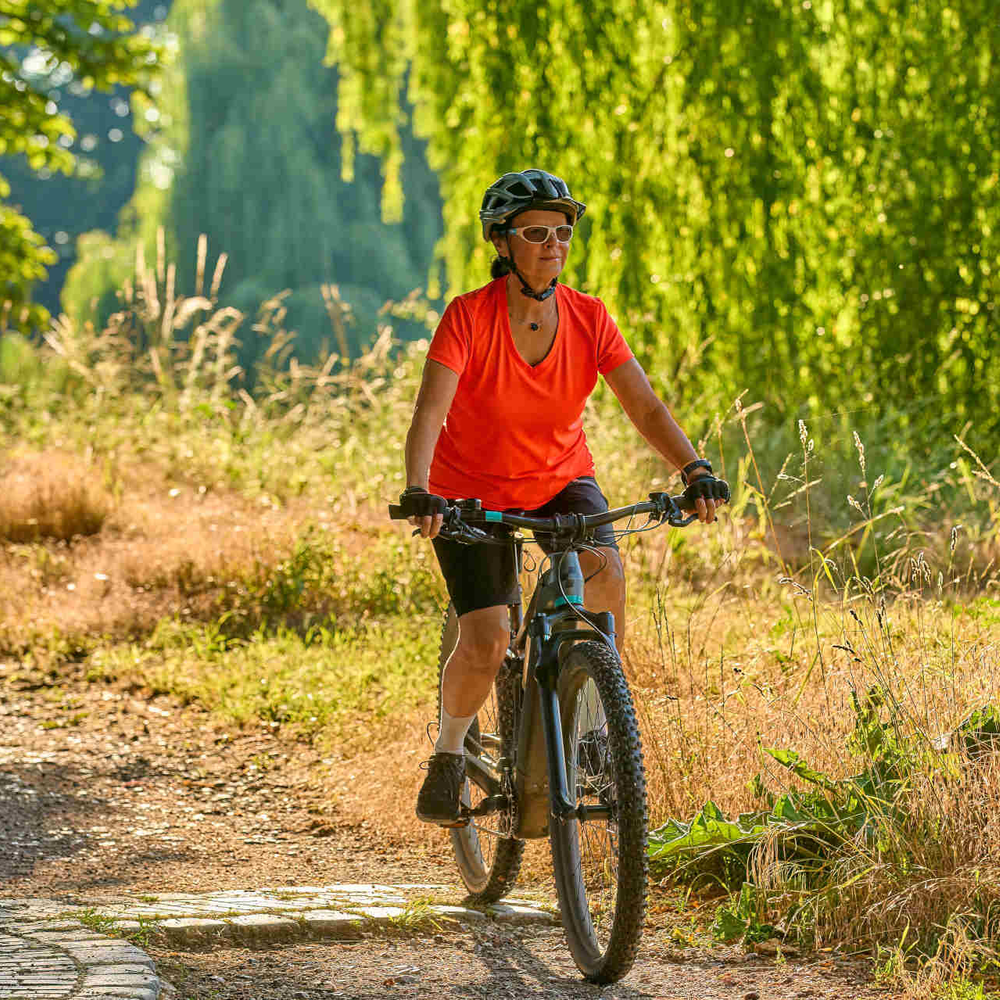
[388,491,701,984]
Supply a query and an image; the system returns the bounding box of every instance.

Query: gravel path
[0,661,896,999]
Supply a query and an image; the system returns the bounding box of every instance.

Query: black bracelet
[681,459,713,486]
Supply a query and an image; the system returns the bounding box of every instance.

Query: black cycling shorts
[431,475,618,618]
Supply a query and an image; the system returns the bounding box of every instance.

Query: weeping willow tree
[65,0,442,363]
[309,0,999,444]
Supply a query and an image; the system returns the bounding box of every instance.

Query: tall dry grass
[617,421,1000,989]
[0,450,112,543]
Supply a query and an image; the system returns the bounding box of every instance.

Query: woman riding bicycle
[397,168,729,825]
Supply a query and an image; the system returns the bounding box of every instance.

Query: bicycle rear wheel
[550,640,648,983]
[436,604,524,903]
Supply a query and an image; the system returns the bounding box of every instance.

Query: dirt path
[0,662,895,999]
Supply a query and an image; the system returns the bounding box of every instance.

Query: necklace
[513,309,551,332]
[506,275,556,332]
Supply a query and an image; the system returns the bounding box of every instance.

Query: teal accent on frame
[554,595,583,607]
[485,511,503,522]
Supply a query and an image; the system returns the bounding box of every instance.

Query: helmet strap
[504,235,557,301]
[516,271,557,301]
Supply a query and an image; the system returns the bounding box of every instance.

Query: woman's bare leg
[579,547,626,651]
[439,604,510,718]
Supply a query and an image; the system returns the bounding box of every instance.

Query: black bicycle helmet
[479,168,586,241]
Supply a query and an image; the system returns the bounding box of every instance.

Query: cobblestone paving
[0,929,78,999]
[0,884,555,999]
[0,924,160,999]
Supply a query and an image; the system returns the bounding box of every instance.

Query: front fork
[521,607,616,829]
[537,681,612,823]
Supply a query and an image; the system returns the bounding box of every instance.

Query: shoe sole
[415,807,464,826]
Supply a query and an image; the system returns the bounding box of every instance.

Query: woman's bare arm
[603,358,720,523]
[404,359,460,537]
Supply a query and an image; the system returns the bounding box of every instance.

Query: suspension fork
[527,612,615,825]
[537,671,578,820]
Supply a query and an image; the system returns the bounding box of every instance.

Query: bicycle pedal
[440,817,471,829]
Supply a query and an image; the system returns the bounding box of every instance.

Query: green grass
[88,614,441,746]
[934,981,1000,1000]
[72,908,121,936]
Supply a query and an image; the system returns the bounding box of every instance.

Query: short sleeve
[426,297,472,376]
[595,301,634,374]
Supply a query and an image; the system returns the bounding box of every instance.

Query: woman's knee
[456,629,509,670]
[452,609,509,671]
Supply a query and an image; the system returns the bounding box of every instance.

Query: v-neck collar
[498,278,561,373]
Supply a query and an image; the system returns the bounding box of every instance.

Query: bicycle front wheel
[437,604,524,903]
[550,639,648,983]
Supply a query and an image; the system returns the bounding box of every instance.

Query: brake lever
[410,507,491,545]
[424,525,491,545]
[649,491,699,528]
[667,512,699,528]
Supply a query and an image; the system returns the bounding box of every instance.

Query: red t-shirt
[426,277,634,509]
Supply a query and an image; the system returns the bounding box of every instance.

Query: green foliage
[934,981,1000,1000]
[954,597,1000,627]
[0,330,40,383]
[91,610,442,742]
[957,704,1000,758]
[712,882,782,945]
[72,908,121,936]
[3,0,169,318]
[207,529,444,639]
[67,0,442,367]
[0,187,56,330]
[0,0,161,327]
[59,229,135,323]
[650,691,899,867]
[69,908,160,949]
[312,0,1000,448]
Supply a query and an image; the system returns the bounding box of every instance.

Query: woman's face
[491,208,572,285]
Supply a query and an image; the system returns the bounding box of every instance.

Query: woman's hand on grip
[682,475,730,525]
[399,486,447,539]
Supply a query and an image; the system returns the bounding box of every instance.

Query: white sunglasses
[501,224,574,244]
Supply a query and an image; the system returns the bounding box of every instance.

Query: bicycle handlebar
[387,492,699,546]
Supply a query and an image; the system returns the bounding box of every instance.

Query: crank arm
[462,794,511,819]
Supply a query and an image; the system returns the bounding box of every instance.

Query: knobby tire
[437,604,524,903]
[549,640,648,983]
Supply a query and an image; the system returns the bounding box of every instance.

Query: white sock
[435,704,475,756]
